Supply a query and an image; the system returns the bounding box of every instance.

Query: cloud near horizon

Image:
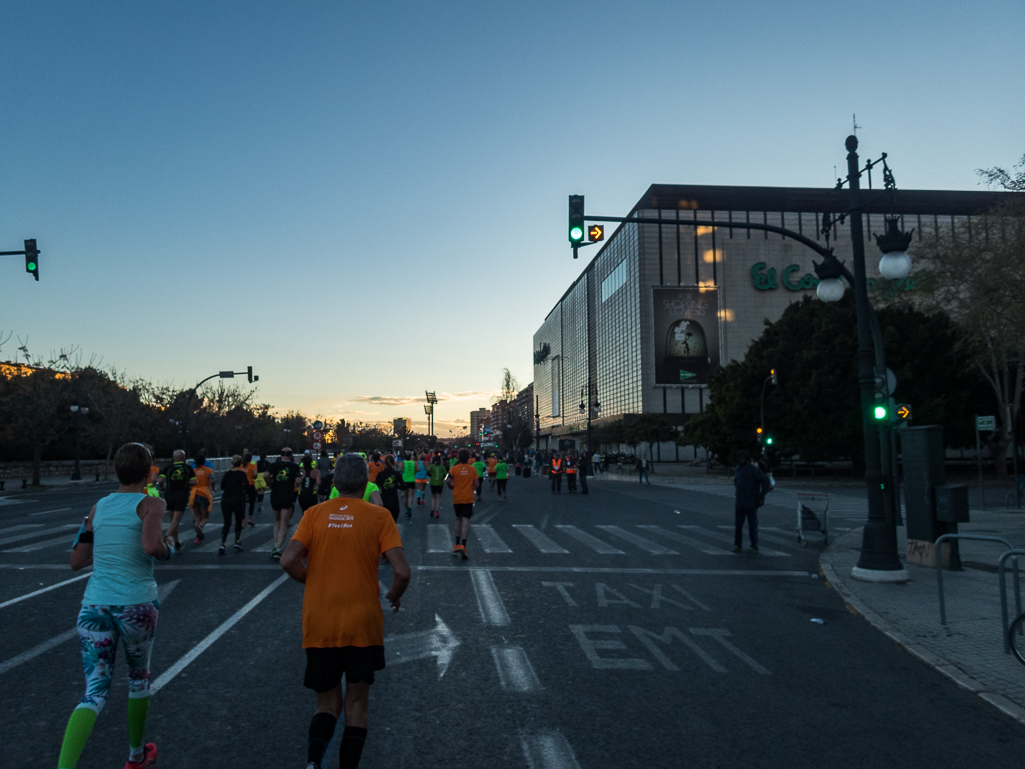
[346,390,499,407]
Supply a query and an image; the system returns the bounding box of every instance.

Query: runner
[486,454,498,489]
[317,450,334,502]
[298,455,322,515]
[254,451,270,519]
[59,442,176,769]
[400,451,416,517]
[242,451,258,526]
[265,447,301,560]
[367,453,384,484]
[189,455,215,544]
[428,453,447,518]
[447,449,480,560]
[565,454,578,493]
[158,450,195,548]
[414,453,429,508]
[144,444,160,498]
[280,454,410,769]
[495,455,509,501]
[550,452,563,494]
[472,454,487,501]
[219,455,249,554]
[374,454,404,522]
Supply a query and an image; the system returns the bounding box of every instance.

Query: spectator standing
[637,453,651,485]
[733,450,771,553]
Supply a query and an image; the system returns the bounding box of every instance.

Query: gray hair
[334,453,369,494]
[172,449,185,461]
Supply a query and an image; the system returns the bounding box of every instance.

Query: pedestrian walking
[58,442,178,769]
[374,454,404,522]
[219,455,249,554]
[265,447,301,560]
[401,451,416,515]
[578,451,589,494]
[298,455,322,515]
[733,450,771,553]
[280,454,410,769]
[446,449,480,560]
[428,454,447,517]
[495,456,509,500]
[637,453,651,485]
[158,449,195,548]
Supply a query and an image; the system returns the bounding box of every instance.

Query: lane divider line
[29,507,73,516]
[470,570,511,626]
[0,572,92,609]
[520,729,582,769]
[491,646,542,692]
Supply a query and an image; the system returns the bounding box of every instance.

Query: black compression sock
[307,712,337,766]
[339,726,367,769]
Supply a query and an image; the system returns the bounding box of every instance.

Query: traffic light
[756,427,763,443]
[24,239,38,281]
[568,195,584,243]
[765,435,774,446]
[770,368,778,386]
[247,366,259,383]
[872,373,888,420]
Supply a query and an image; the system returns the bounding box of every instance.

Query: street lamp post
[181,367,258,456]
[69,405,89,481]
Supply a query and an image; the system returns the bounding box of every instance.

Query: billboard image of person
[653,286,720,386]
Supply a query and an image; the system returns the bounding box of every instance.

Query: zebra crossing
[423,522,802,558]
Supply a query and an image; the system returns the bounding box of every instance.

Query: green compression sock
[58,706,98,768]
[128,695,151,750]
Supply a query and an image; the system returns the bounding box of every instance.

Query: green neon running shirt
[328,482,380,501]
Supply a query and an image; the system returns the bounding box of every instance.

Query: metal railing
[998,549,1025,653]
[935,533,1015,625]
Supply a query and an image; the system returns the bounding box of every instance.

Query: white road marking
[427,524,452,553]
[0,524,78,547]
[470,570,511,626]
[472,525,512,553]
[385,614,460,678]
[0,580,180,676]
[512,525,569,554]
[151,574,289,693]
[678,525,790,556]
[554,525,624,554]
[0,572,92,609]
[520,729,582,769]
[0,524,44,534]
[635,525,730,555]
[628,625,727,673]
[29,507,73,516]
[541,581,578,606]
[690,628,771,674]
[595,525,678,555]
[716,525,800,548]
[671,585,711,611]
[492,645,541,692]
[419,566,812,576]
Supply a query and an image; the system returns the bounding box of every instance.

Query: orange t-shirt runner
[449,463,479,505]
[367,460,384,483]
[191,464,214,505]
[292,497,403,648]
[487,457,498,476]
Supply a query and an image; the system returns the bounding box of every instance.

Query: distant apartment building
[469,408,488,442]
[393,417,412,435]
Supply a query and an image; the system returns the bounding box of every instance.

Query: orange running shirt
[449,463,479,505]
[193,465,213,490]
[487,458,498,475]
[368,460,384,483]
[244,463,257,486]
[292,498,403,648]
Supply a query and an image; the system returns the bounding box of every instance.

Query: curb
[820,528,1025,726]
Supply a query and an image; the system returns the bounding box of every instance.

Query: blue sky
[1,0,1021,432]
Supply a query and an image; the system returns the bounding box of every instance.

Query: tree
[904,192,1025,474]
[77,366,147,473]
[627,415,678,460]
[977,155,1025,192]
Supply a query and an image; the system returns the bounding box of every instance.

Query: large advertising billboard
[652,286,720,386]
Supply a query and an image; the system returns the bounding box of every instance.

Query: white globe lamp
[874,217,914,281]
[816,278,845,303]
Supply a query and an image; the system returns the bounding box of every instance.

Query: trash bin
[515,464,522,476]
[522,466,531,478]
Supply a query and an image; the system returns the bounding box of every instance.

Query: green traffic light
[26,262,36,271]
[570,226,584,242]
[765,436,773,445]
[873,405,887,420]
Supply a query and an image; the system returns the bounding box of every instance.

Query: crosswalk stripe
[716,525,800,548]
[636,525,732,555]
[0,524,45,535]
[3,532,78,553]
[512,525,569,554]
[554,525,624,554]
[596,525,678,555]
[427,524,452,553]
[473,525,512,553]
[251,527,293,552]
[0,524,78,547]
[678,526,790,556]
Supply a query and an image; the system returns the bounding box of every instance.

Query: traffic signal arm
[0,239,39,280]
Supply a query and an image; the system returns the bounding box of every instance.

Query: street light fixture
[875,216,914,280]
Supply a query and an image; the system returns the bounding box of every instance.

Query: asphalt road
[1,475,1022,768]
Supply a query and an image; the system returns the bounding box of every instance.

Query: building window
[601,259,627,302]
[551,356,561,417]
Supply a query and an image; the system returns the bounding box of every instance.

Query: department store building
[532,183,1008,457]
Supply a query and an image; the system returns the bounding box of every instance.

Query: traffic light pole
[1,239,40,280]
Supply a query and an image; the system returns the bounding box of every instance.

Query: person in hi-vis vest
[550,454,563,494]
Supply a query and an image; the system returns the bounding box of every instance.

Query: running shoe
[451,544,461,556]
[272,548,280,560]
[247,518,255,527]
[124,742,158,768]
[194,537,202,545]
[174,540,183,550]
[406,509,412,518]
[460,544,468,561]
[731,546,742,552]
[747,546,759,553]
[218,545,226,555]
[195,527,205,541]
[234,541,244,551]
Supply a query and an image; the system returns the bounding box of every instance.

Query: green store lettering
[751,262,915,293]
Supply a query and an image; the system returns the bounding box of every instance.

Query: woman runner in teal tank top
[58,443,177,769]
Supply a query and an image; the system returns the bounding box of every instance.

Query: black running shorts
[430,485,443,495]
[304,646,385,690]
[453,503,474,519]
[270,492,296,511]
[165,490,190,513]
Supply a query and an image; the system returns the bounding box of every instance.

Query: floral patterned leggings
[75,602,159,712]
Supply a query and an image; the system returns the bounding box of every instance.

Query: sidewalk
[821,511,1025,725]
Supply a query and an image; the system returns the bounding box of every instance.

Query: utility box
[935,484,970,523]
[902,426,961,569]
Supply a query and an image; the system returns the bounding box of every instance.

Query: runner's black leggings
[497,479,507,496]
[246,485,257,516]
[221,500,245,542]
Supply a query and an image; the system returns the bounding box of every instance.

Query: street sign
[895,404,912,422]
[976,416,996,432]
[588,225,604,242]
[312,431,322,441]
[312,441,321,451]
[392,439,402,448]
[312,420,324,431]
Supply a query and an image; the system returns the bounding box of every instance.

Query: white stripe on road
[596,525,678,555]
[29,507,73,516]
[491,646,541,691]
[512,525,569,554]
[0,572,92,609]
[0,524,44,534]
[0,580,180,676]
[0,524,78,547]
[520,729,582,769]
[427,524,452,553]
[716,525,800,548]
[678,525,790,556]
[151,574,289,693]
[3,533,79,553]
[419,566,813,576]
[636,525,732,555]
[470,570,511,626]
[554,525,624,554]
[690,628,772,674]
[472,525,512,553]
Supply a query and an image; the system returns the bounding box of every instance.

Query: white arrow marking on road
[384,613,460,678]
[0,580,180,676]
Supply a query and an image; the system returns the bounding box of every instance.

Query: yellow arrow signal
[896,404,911,420]
[588,225,604,242]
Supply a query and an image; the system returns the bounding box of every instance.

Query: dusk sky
[1,1,1021,434]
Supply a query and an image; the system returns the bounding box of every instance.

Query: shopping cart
[796,492,829,547]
